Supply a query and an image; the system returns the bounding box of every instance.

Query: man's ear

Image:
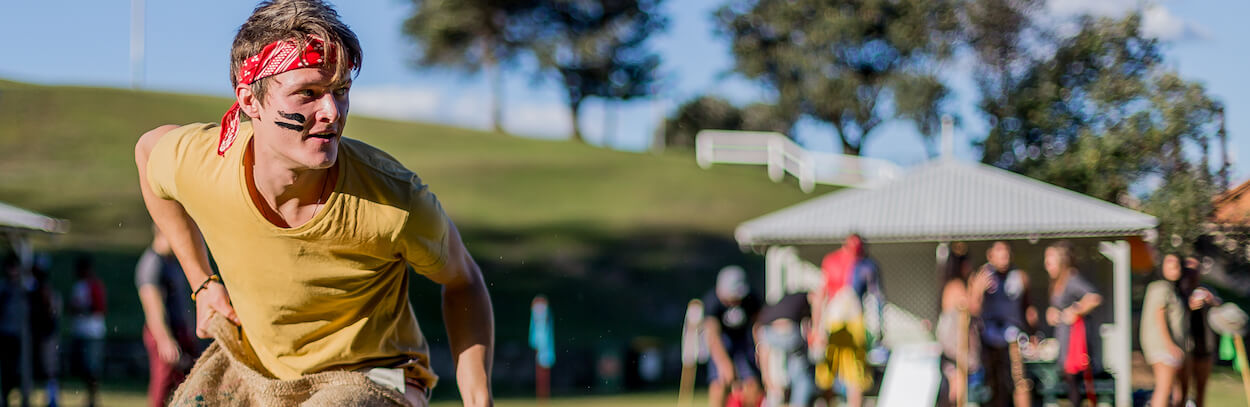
[236,83,261,119]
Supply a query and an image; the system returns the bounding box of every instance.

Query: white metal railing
[694,130,902,192]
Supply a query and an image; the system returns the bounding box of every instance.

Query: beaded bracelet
[191,274,221,301]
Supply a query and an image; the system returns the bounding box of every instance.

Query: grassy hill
[0,79,831,389]
[0,79,823,250]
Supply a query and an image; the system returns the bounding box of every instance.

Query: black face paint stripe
[278,111,307,122]
[275,121,305,131]
[275,110,307,132]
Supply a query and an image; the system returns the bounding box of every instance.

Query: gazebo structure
[0,201,68,405]
[735,159,1156,407]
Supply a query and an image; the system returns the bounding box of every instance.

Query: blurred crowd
[701,237,1229,407]
[0,226,197,407]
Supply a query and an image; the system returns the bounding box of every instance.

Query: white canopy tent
[735,159,1156,407]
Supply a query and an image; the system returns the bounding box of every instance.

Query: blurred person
[754,292,814,407]
[935,243,983,407]
[529,295,553,404]
[29,256,62,407]
[971,241,1036,407]
[1141,254,1188,407]
[1043,241,1102,406]
[136,226,198,407]
[1178,257,1220,407]
[132,2,493,405]
[810,234,883,407]
[67,255,106,407]
[703,266,763,407]
[0,255,32,407]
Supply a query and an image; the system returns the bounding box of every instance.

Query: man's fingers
[215,301,241,325]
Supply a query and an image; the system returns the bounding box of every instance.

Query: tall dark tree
[656,95,793,149]
[401,0,544,133]
[716,0,960,155]
[961,0,1044,139]
[532,0,667,144]
[977,15,1223,251]
[660,95,741,149]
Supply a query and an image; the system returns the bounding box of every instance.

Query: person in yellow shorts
[133,1,493,406]
[814,317,869,392]
[810,234,882,407]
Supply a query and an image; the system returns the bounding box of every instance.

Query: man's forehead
[269,68,351,88]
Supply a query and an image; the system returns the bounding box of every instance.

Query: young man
[133,1,493,406]
[971,241,1036,407]
[703,266,763,407]
[136,226,198,406]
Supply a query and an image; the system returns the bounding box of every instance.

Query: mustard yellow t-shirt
[146,122,451,389]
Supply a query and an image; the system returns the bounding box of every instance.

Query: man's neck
[244,141,335,227]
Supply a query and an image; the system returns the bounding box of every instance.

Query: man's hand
[155,333,182,364]
[1046,307,1060,326]
[195,281,239,339]
[971,269,993,294]
[1025,306,1039,328]
[1061,307,1078,325]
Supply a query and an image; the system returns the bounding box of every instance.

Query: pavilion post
[765,246,785,304]
[1099,240,1132,407]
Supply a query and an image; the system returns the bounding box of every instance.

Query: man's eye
[299,90,317,97]
[333,87,349,97]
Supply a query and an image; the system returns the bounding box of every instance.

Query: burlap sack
[170,315,409,407]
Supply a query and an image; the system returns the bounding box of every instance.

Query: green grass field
[17,369,1250,406]
[20,383,709,407]
[0,78,833,344]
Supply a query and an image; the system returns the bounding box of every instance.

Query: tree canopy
[715,0,961,155]
[658,95,793,149]
[400,0,546,133]
[975,14,1223,253]
[531,0,668,143]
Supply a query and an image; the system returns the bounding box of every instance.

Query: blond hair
[230,0,362,104]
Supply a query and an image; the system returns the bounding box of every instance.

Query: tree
[977,15,1223,250]
[531,0,667,144]
[401,0,544,133]
[740,102,795,135]
[961,0,1044,141]
[656,95,793,149]
[660,95,741,149]
[716,0,960,155]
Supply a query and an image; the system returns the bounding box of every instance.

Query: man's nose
[315,92,343,124]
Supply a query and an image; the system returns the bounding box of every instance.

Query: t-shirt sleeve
[134,251,162,290]
[703,292,723,319]
[1070,275,1097,299]
[1142,281,1168,313]
[146,123,207,200]
[398,179,452,277]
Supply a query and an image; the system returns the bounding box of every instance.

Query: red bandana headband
[218,36,337,155]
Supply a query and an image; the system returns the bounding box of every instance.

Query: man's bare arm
[429,222,493,407]
[135,125,239,337]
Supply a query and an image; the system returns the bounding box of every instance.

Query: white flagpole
[130,0,145,89]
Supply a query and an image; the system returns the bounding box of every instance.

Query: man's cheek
[275,110,308,132]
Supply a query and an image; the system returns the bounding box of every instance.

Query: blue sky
[2,0,1245,180]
